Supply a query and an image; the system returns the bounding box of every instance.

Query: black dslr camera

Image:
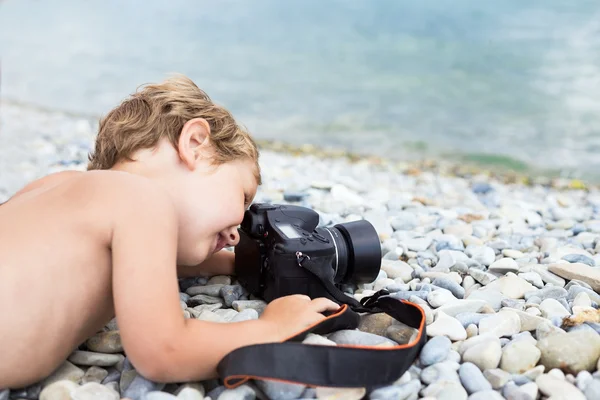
[234,203,382,304]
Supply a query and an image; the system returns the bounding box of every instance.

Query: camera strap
[217,256,427,391]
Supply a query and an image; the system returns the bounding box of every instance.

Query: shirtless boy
[0,75,339,389]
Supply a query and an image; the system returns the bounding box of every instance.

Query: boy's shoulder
[6,169,176,224]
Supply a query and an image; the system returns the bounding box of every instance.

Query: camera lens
[320,220,381,284]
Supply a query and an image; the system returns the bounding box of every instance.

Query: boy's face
[176,158,258,266]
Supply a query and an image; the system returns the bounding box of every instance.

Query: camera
[234,203,382,304]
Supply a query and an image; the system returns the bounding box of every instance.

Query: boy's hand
[259,295,340,339]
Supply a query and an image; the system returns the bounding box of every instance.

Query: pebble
[68,351,124,367]
[369,379,421,400]
[86,331,123,353]
[539,298,570,319]
[486,273,536,299]
[81,366,109,384]
[500,340,541,374]
[231,308,259,322]
[488,258,520,274]
[186,284,225,297]
[427,312,468,341]
[39,380,79,400]
[548,263,600,292]
[467,390,505,400]
[427,288,457,308]
[220,285,245,307]
[584,379,600,399]
[421,362,460,385]
[122,375,165,400]
[465,246,496,266]
[479,310,521,338]
[380,260,414,282]
[41,361,85,387]
[459,362,492,394]
[231,300,267,314]
[421,380,468,400]
[207,275,232,285]
[536,374,586,400]
[537,330,600,374]
[71,382,120,400]
[328,330,398,346]
[483,369,511,389]
[462,340,502,370]
[420,336,452,366]
[432,277,465,299]
[188,294,224,306]
[436,300,487,317]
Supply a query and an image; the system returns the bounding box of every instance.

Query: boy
[0,75,339,389]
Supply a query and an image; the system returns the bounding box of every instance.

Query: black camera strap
[217,255,427,391]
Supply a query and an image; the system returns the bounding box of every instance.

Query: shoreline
[0,99,594,193]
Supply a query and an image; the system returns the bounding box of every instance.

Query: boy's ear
[178,118,211,170]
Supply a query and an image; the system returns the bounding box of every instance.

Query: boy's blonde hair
[87,75,261,184]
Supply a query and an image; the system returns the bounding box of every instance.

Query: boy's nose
[224,227,240,247]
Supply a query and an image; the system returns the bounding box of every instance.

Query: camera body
[235,203,381,303]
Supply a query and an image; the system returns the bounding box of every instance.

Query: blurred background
[1,0,600,181]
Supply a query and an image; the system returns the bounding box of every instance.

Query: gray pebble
[369,379,421,400]
[217,384,256,400]
[179,293,190,303]
[459,362,492,394]
[455,312,488,328]
[328,330,397,346]
[576,370,593,391]
[563,254,595,266]
[525,286,567,301]
[568,285,600,304]
[432,277,465,299]
[232,300,267,314]
[101,368,121,384]
[254,380,305,400]
[68,351,123,367]
[585,379,600,400]
[188,294,223,306]
[122,375,165,400]
[467,390,505,400]
[388,290,429,301]
[231,308,259,322]
[143,392,177,400]
[421,362,460,385]
[0,390,7,400]
[206,386,226,400]
[420,336,452,367]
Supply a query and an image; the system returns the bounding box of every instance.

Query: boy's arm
[177,250,235,278]
[110,180,338,382]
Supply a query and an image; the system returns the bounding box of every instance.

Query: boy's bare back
[0,76,339,389]
[0,170,131,387]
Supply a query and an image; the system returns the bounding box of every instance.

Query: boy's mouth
[213,234,227,253]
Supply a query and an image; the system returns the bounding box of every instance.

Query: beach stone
[548,263,600,292]
[576,370,593,391]
[39,380,79,400]
[537,330,600,374]
[369,379,420,400]
[207,275,231,285]
[444,223,473,237]
[563,254,595,267]
[381,260,414,282]
[509,309,548,332]
[220,285,245,307]
[526,286,568,301]
[403,237,432,252]
[466,246,496,266]
[421,362,460,385]
[231,308,259,322]
[436,300,487,317]
[328,330,397,346]
[459,362,492,394]
[186,284,224,297]
[536,321,566,340]
[86,331,123,353]
[539,298,570,319]
[483,369,511,389]
[302,333,337,346]
[217,384,256,400]
[122,374,165,400]
[71,382,119,400]
[81,366,109,384]
[468,268,497,286]
[315,387,366,399]
[584,379,600,400]
[455,312,488,328]
[67,351,123,367]
[42,361,85,387]
[466,324,478,338]
[101,368,121,385]
[432,277,465,299]
[463,340,502,371]
[427,312,467,341]
[420,336,452,366]
[536,374,585,400]
[467,289,505,311]
[191,303,223,313]
[421,380,467,400]
[489,258,519,274]
[390,212,419,231]
[427,288,457,308]
[358,313,394,336]
[145,392,177,400]
[467,390,505,400]
[568,285,600,304]
[188,294,223,306]
[175,386,205,400]
[386,324,417,344]
[518,272,544,289]
[515,382,538,399]
[197,310,226,322]
[479,310,521,338]
[573,292,592,308]
[232,300,267,314]
[446,349,462,363]
[213,309,239,321]
[500,340,541,374]
[486,273,536,299]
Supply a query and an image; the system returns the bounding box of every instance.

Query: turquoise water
[1,0,600,178]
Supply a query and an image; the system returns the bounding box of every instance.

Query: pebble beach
[3,102,600,400]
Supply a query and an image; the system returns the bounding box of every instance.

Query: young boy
[0,75,339,389]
